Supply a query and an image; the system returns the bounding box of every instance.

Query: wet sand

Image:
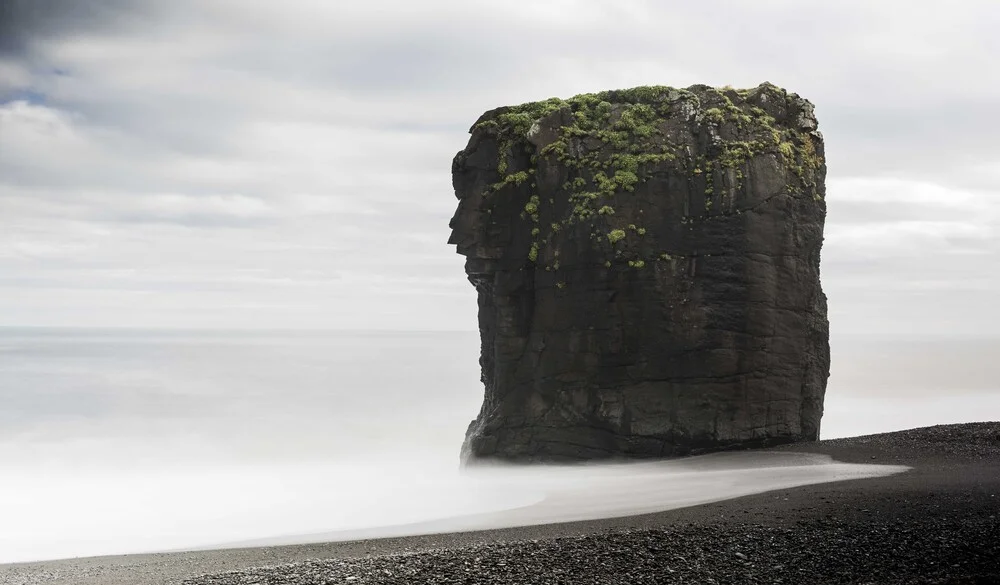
[1,422,997,585]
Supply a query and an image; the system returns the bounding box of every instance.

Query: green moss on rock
[473,82,824,266]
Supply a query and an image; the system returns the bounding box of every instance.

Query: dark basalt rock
[448,83,829,463]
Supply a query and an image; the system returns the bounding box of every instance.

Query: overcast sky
[1,0,998,334]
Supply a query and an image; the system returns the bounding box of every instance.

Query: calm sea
[0,328,995,563]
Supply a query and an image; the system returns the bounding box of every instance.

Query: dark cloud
[0,87,44,103]
[0,0,149,57]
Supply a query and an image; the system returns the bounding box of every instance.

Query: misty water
[1,328,995,564]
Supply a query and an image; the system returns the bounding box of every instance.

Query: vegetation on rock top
[472,83,824,270]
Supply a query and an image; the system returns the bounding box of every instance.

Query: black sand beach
[2,422,997,585]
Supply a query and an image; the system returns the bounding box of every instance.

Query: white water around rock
[0,328,988,563]
[0,449,907,563]
[218,452,907,551]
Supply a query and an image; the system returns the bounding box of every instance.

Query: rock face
[448,83,829,463]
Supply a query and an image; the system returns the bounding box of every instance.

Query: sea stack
[449,83,829,462]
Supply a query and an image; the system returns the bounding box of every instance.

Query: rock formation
[448,83,829,462]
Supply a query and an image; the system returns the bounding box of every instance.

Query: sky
[1,0,998,335]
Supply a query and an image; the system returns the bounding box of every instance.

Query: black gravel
[183,517,1000,585]
[182,423,1000,585]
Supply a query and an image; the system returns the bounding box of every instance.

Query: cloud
[1,0,998,332]
[0,0,149,57]
[826,178,995,249]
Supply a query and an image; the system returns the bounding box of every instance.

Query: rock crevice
[449,83,829,462]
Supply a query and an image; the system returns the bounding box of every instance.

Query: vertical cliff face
[449,83,829,463]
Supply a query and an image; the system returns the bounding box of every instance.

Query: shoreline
[2,422,997,585]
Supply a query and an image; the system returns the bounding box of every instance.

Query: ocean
[0,328,994,563]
